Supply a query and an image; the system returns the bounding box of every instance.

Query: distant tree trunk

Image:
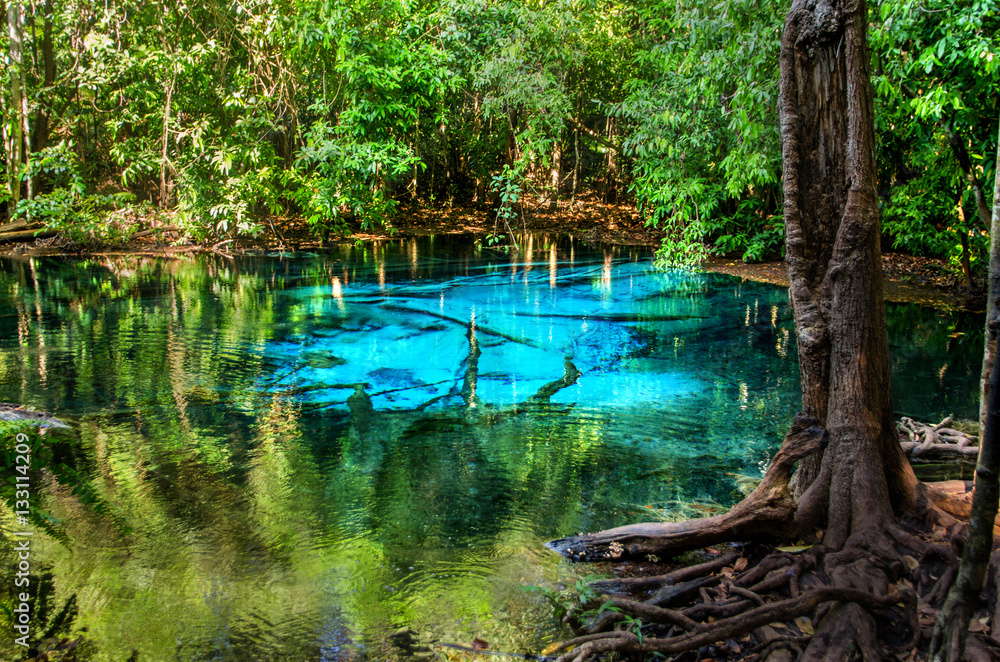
[506,109,519,167]
[571,126,580,207]
[548,137,561,211]
[5,0,30,215]
[30,0,55,197]
[159,74,175,208]
[980,119,1000,440]
[932,125,1000,659]
[779,0,917,543]
[604,116,618,204]
[956,192,974,293]
[940,117,993,229]
[32,0,55,156]
[473,103,485,204]
[410,107,419,199]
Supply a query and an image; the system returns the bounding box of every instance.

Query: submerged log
[531,360,582,402]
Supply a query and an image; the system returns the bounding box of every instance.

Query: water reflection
[0,235,982,661]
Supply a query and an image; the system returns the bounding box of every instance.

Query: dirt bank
[3,198,978,310]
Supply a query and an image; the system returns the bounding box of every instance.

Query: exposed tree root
[546,414,828,560]
[543,418,996,662]
[552,570,919,662]
[543,530,968,662]
[898,417,979,458]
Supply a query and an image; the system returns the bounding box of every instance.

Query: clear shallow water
[0,235,983,660]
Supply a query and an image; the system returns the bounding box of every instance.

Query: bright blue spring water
[0,234,982,660]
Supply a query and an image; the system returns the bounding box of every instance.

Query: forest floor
[2,195,981,310]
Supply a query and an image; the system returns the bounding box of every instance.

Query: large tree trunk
[779,0,916,546]
[543,3,977,661]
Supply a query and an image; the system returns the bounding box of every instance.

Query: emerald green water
[0,235,983,660]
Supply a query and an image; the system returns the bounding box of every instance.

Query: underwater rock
[299,349,348,369]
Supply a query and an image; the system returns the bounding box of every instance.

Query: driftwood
[0,227,59,244]
[130,225,182,240]
[0,219,28,233]
[898,416,979,459]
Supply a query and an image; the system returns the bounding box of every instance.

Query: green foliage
[522,575,604,624]
[16,143,135,243]
[871,0,999,279]
[478,165,524,250]
[708,201,784,264]
[616,0,785,265]
[286,121,418,236]
[0,0,995,263]
[491,166,522,220]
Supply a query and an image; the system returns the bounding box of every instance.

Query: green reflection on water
[0,236,982,660]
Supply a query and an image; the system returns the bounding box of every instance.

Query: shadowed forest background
[1,0,997,275]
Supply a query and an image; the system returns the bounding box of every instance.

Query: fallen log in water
[0,227,59,244]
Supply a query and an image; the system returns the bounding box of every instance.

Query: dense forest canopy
[1,0,997,268]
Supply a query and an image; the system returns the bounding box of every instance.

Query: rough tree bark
[542,2,977,660]
[930,115,1000,662]
[980,117,1000,440]
[779,0,920,547]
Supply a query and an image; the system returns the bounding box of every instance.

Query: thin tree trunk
[940,117,993,229]
[956,193,974,292]
[474,95,485,204]
[6,0,27,214]
[410,106,418,198]
[32,0,54,155]
[29,0,54,197]
[980,119,1000,440]
[930,124,1000,659]
[604,117,618,204]
[2,69,13,219]
[572,126,580,208]
[159,74,175,208]
[548,136,561,211]
[16,4,29,202]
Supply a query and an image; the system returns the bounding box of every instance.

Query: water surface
[0,235,982,660]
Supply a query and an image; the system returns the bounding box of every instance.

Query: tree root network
[546,531,1000,662]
